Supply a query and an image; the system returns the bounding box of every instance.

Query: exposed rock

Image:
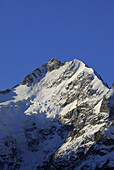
[0,136,22,170]
[47,58,64,72]
[100,96,110,113]
[21,65,46,86]
[111,83,114,88]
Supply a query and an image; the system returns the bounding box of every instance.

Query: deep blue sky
[0,0,114,90]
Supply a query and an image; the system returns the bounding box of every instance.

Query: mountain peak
[48,57,58,63]
[21,58,64,86]
[0,58,113,169]
[47,58,64,71]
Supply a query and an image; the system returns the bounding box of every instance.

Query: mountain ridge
[0,58,110,93]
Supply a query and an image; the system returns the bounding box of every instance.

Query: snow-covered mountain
[0,58,114,170]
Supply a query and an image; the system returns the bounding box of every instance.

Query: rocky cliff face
[0,58,114,170]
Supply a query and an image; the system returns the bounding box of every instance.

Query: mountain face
[0,58,114,170]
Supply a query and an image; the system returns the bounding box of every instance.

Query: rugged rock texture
[46,58,64,72]
[0,58,114,169]
[21,65,47,86]
[21,58,64,86]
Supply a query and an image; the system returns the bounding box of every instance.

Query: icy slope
[0,58,114,169]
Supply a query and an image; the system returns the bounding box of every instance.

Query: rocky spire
[46,58,64,72]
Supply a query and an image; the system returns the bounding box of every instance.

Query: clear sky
[0,0,114,90]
